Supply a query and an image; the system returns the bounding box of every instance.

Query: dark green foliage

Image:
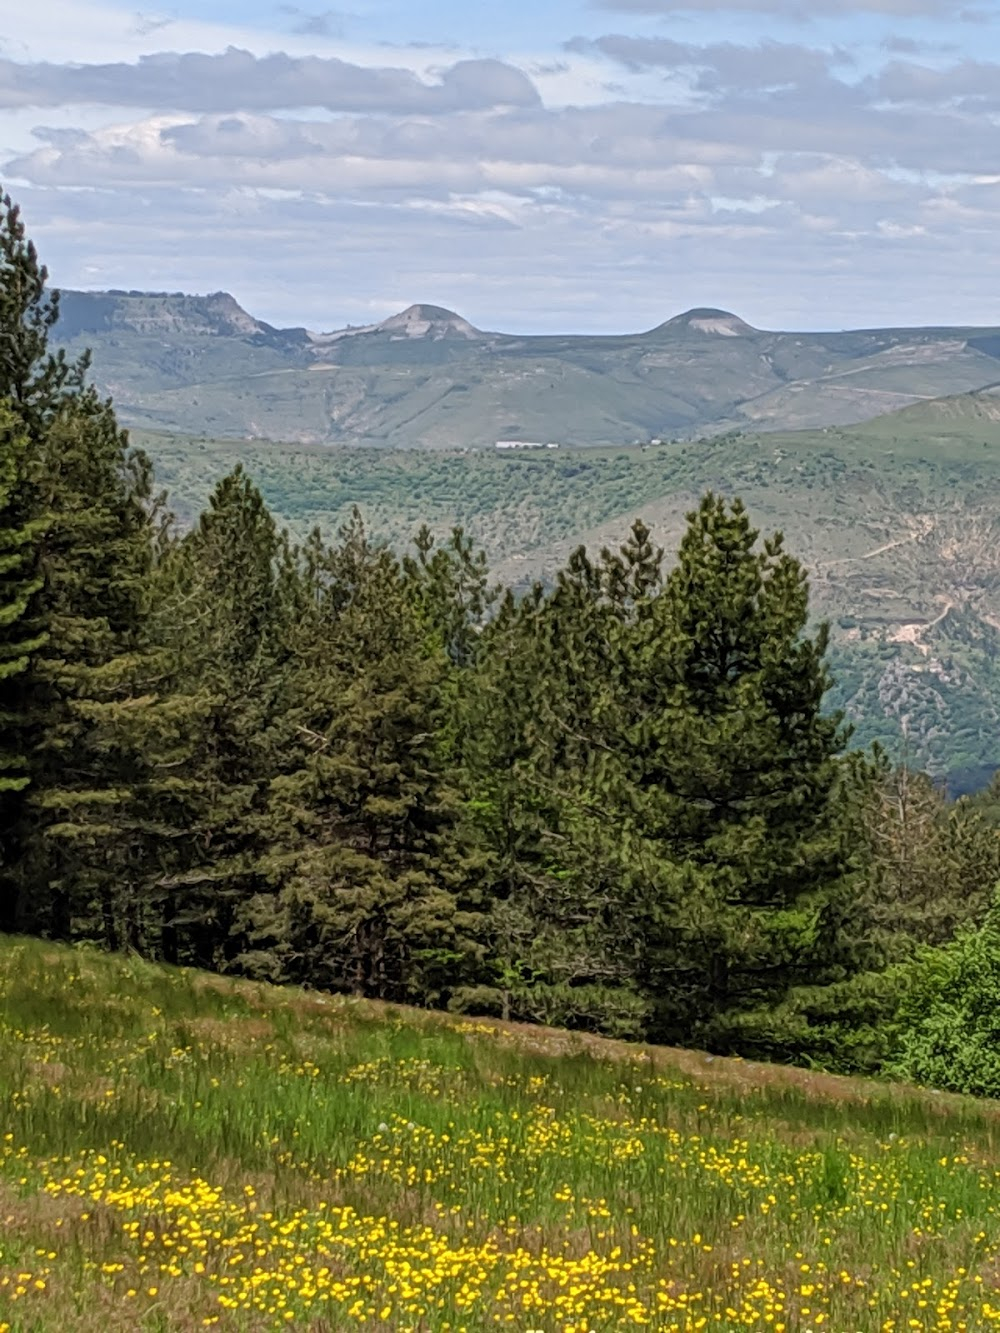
[718,965,919,1076]
[0,190,86,429]
[136,466,300,968]
[457,538,652,1037]
[0,192,158,940]
[4,392,157,942]
[241,512,484,1004]
[604,498,855,1045]
[0,403,44,801]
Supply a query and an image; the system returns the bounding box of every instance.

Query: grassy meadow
[4,937,1000,1331]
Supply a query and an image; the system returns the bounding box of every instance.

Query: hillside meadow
[4,938,1000,1331]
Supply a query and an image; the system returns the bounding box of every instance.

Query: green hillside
[137,394,1000,782]
[4,934,1000,1332]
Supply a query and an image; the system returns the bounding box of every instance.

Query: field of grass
[4,938,1000,1330]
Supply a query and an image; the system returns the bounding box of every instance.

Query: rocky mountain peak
[656,308,757,337]
[374,304,483,340]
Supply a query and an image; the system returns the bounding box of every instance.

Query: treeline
[4,194,1000,1092]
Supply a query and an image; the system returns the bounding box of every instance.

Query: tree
[0,191,158,942]
[245,512,483,1004]
[886,897,1000,1098]
[0,189,86,429]
[609,495,855,1044]
[402,524,495,669]
[0,403,44,803]
[2,395,157,941]
[854,757,1000,954]
[138,466,300,967]
[457,526,664,1036]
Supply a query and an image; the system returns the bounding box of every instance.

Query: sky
[2,0,1000,333]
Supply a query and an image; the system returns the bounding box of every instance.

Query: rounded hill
[651,308,758,338]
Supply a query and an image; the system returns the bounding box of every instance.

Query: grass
[5,936,1000,1332]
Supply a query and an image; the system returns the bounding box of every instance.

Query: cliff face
[55,289,278,339]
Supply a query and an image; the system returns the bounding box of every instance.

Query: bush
[887,912,1000,1098]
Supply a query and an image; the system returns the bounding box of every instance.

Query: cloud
[880,35,958,54]
[595,0,959,14]
[570,35,854,91]
[872,57,1000,107]
[0,48,541,114]
[278,6,350,39]
[130,13,174,38]
[5,21,1000,336]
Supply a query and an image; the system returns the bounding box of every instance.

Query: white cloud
[597,0,962,15]
[0,50,541,114]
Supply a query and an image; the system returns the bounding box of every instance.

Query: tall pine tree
[0,190,157,941]
[0,403,44,803]
[246,512,483,1004]
[135,466,300,967]
[613,494,854,1044]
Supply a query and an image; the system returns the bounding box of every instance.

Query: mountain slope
[54,290,1000,445]
[137,391,1000,783]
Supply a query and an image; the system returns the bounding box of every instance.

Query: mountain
[651,307,757,337]
[55,288,307,344]
[52,290,1000,446]
[372,303,484,340]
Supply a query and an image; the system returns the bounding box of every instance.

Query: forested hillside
[142,407,1000,785]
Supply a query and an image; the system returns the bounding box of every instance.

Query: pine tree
[138,467,299,967]
[0,189,86,428]
[0,192,157,942]
[246,511,482,1004]
[3,394,157,941]
[458,527,665,1036]
[613,494,854,1044]
[402,524,495,668]
[0,403,44,803]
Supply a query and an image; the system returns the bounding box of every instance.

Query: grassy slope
[4,936,1000,1331]
[137,400,1000,777]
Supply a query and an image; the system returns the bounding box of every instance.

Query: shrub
[887,908,1000,1097]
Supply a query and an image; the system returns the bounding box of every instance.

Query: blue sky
[2,0,1000,332]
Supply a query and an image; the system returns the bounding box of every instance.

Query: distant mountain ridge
[52,289,1000,446]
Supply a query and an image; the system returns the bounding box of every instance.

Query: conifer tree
[140,466,299,967]
[402,524,495,668]
[0,191,158,942]
[247,512,482,1003]
[0,189,86,426]
[4,394,157,941]
[0,403,44,804]
[614,494,854,1043]
[459,527,664,1035]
